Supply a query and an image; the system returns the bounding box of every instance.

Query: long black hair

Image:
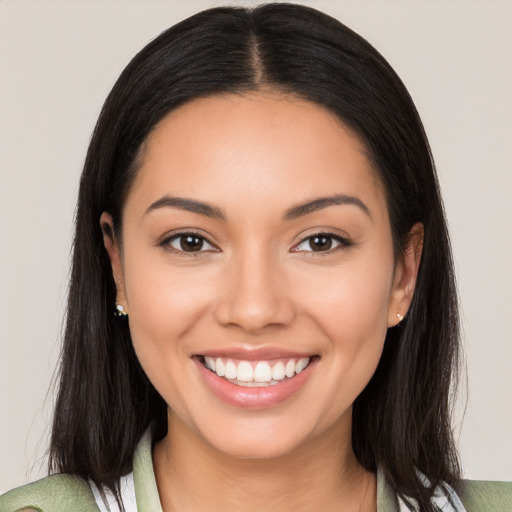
[49,4,461,510]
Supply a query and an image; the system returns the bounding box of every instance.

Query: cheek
[120,246,216,383]
[122,263,222,428]
[311,282,390,418]
[292,252,394,394]
[122,236,215,330]
[296,254,394,337]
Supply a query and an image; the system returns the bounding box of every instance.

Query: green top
[1,431,511,512]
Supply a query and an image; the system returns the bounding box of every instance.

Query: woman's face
[103,92,418,459]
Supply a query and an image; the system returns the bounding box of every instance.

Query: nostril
[214,297,296,333]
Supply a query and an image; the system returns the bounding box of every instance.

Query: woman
[1,3,510,512]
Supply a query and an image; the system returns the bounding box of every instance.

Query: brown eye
[309,235,333,252]
[294,233,351,253]
[168,233,215,253]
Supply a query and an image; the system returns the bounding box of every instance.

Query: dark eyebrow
[284,194,371,220]
[145,195,225,220]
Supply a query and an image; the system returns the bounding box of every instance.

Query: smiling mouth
[198,356,314,387]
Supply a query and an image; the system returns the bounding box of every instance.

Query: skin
[102,92,423,512]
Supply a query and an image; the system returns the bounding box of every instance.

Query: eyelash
[159,231,219,257]
[291,231,353,255]
[159,230,353,256]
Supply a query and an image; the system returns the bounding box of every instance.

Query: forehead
[125,92,387,221]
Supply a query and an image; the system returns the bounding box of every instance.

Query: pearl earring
[396,313,403,324]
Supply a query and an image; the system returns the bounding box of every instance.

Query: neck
[153,412,376,512]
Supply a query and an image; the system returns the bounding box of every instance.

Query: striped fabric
[398,480,467,511]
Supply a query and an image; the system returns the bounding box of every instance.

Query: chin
[187,406,341,462]
[202,426,309,460]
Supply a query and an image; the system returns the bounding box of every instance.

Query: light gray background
[1,0,511,493]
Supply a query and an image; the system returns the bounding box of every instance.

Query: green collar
[2,429,510,511]
[131,430,399,512]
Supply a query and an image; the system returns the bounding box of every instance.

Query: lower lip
[194,357,317,410]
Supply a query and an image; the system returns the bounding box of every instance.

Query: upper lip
[196,346,315,361]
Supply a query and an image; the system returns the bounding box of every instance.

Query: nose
[214,249,296,333]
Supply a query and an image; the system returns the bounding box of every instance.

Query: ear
[100,212,128,311]
[387,222,424,327]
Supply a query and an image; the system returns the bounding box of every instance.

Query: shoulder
[455,478,512,512]
[0,474,99,512]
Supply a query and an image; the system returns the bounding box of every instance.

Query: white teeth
[224,360,237,379]
[271,361,285,380]
[215,358,225,377]
[285,359,295,378]
[204,356,216,372]
[254,361,272,383]
[236,361,253,382]
[203,356,312,384]
[296,357,309,374]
